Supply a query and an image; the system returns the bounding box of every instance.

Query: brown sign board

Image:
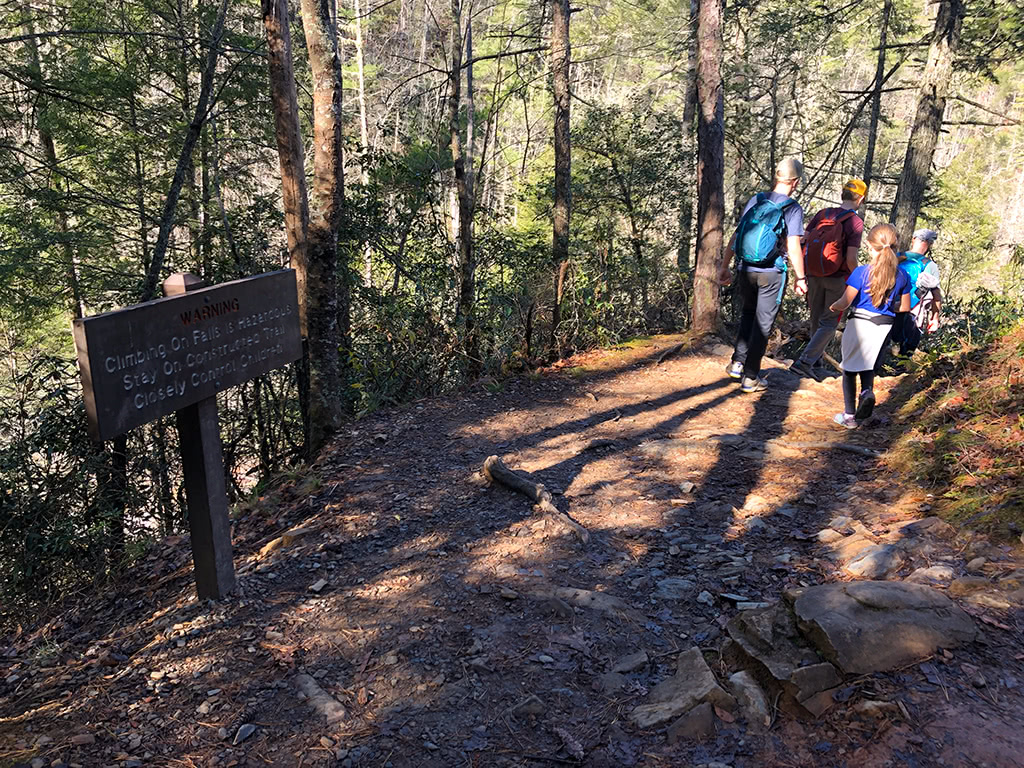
[73,270,302,442]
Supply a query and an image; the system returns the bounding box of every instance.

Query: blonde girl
[828,223,912,428]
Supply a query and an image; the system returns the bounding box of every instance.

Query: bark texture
[890,0,964,246]
[262,0,310,313]
[448,0,478,369]
[550,0,571,351]
[299,0,346,449]
[691,0,725,335]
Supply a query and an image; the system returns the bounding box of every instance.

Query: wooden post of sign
[163,272,236,600]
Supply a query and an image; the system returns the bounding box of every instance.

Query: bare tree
[141,0,230,302]
[550,0,571,352]
[862,0,892,198]
[890,0,964,245]
[691,0,725,335]
[448,0,479,369]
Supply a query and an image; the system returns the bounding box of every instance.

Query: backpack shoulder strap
[836,210,857,223]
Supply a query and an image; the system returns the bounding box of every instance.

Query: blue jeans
[732,269,785,379]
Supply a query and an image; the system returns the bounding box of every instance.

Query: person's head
[865,223,899,307]
[841,178,867,207]
[773,157,803,195]
[911,228,937,255]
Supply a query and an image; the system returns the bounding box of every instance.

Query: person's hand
[717,265,733,286]
[794,276,808,297]
[828,303,838,313]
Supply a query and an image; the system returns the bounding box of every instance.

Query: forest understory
[2,333,1023,768]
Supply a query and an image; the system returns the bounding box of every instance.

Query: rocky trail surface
[3,335,1024,768]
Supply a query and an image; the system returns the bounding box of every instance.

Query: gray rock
[630,648,735,729]
[792,581,977,674]
[611,650,648,674]
[512,694,545,715]
[595,672,627,695]
[697,590,715,606]
[233,724,257,745]
[966,557,987,573]
[728,671,770,730]
[817,528,844,544]
[899,517,955,539]
[906,565,955,585]
[742,517,771,534]
[825,534,878,564]
[844,545,904,579]
[655,577,695,600]
[667,701,715,743]
[790,663,841,702]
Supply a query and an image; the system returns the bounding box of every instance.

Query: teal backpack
[899,253,931,309]
[736,193,796,268]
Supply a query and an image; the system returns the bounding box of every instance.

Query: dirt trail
[2,335,1023,768]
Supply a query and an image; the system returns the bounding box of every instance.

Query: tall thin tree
[691,0,725,335]
[550,0,571,352]
[890,0,965,245]
[862,0,892,199]
[449,0,478,369]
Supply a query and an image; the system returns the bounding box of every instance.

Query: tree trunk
[449,0,478,370]
[862,0,891,199]
[353,0,374,285]
[299,0,346,451]
[677,0,698,272]
[141,0,230,301]
[550,0,571,353]
[890,0,964,246]
[263,0,310,297]
[691,0,725,335]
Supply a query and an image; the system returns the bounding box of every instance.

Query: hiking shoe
[790,358,821,381]
[833,412,857,429]
[726,360,744,380]
[740,376,768,393]
[855,390,876,421]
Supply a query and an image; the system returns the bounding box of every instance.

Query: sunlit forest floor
[3,334,1023,768]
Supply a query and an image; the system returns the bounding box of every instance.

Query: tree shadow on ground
[3,336,1023,768]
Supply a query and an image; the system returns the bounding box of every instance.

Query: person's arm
[788,235,807,296]
[718,233,736,285]
[829,285,859,313]
[845,245,859,274]
[899,293,911,313]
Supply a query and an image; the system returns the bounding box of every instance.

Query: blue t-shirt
[846,264,911,316]
[736,192,805,272]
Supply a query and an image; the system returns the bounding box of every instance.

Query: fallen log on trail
[482,456,590,544]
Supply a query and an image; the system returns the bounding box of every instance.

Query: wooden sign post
[73,270,303,599]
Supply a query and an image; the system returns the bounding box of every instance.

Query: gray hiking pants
[799,275,848,365]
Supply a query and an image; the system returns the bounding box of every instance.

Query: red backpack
[803,209,857,277]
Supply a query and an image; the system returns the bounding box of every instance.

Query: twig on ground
[482,456,590,544]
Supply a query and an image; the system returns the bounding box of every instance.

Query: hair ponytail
[866,224,900,308]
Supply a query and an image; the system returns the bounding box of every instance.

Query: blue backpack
[898,253,931,309]
[736,193,796,268]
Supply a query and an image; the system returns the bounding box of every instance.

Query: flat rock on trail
[2,335,1023,768]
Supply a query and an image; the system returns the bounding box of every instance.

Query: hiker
[790,179,866,380]
[718,157,808,393]
[827,223,911,428]
[901,228,943,350]
[876,228,943,369]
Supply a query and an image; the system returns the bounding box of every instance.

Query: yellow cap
[843,178,867,197]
